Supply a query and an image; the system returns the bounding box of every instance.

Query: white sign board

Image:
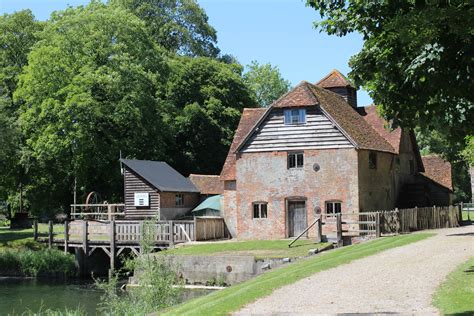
[134,192,149,207]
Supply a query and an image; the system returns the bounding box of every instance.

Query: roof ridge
[316,69,354,88]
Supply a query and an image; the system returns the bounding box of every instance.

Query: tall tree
[0,10,43,213]
[164,57,256,175]
[14,2,170,214]
[306,1,473,144]
[110,0,219,57]
[243,60,291,107]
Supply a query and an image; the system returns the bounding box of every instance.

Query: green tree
[111,0,219,57]
[164,57,256,175]
[306,1,473,144]
[243,60,291,107]
[461,136,474,166]
[0,10,43,212]
[14,2,170,215]
[0,10,43,100]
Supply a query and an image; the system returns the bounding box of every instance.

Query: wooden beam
[82,221,88,256]
[110,220,116,271]
[64,220,69,254]
[48,220,53,249]
[33,220,38,241]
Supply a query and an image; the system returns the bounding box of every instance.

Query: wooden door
[288,201,307,237]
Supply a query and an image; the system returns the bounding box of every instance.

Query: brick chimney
[316,69,357,108]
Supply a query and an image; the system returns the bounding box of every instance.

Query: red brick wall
[233,148,359,240]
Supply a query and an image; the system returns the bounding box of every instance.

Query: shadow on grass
[446,312,474,316]
[463,266,474,274]
[0,230,33,243]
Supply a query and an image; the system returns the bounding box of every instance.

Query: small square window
[175,194,184,207]
[284,109,306,125]
[325,201,341,214]
[369,152,377,169]
[288,152,304,169]
[253,202,268,219]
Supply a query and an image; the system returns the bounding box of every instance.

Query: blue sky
[0,0,373,105]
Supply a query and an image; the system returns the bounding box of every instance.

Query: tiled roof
[188,174,223,195]
[120,159,199,192]
[272,81,318,108]
[359,105,402,154]
[307,83,396,153]
[316,69,354,88]
[220,108,266,181]
[421,155,453,190]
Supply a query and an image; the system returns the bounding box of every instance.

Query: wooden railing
[70,204,125,220]
[35,217,226,250]
[460,202,474,222]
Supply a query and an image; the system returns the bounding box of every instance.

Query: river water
[0,277,214,315]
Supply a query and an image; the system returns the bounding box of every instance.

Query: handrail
[288,216,320,248]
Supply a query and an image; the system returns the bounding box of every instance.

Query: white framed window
[134,192,149,207]
[284,109,306,125]
[175,194,184,207]
[253,202,268,219]
[288,152,304,169]
[325,201,342,214]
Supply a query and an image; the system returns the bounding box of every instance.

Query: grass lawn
[462,211,473,221]
[0,223,64,250]
[433,256,474,314]
[163,239,331,259]
[162,233,434,316]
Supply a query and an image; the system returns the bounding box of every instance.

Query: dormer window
[284,109,306,125]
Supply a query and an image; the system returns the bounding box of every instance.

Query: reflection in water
[0,277,216,315]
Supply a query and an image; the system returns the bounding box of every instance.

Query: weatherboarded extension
[241,107,353,153]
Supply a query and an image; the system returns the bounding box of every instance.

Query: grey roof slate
[120,159,199,193]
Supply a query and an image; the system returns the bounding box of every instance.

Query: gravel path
[236,226,474,315]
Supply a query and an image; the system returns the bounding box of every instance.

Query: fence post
[82,221,88,256]
[316,215,322,243]
[64,220,69,254]
[33,220,38,241]
[375,212,381,238]
[193,216,197,241]
[336,213,342,247]
[169,220,174,248]
[48,220,53,249]
[110,220,116,273]
[458,203,463,223]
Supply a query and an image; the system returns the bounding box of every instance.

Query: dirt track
[236,226,474,315]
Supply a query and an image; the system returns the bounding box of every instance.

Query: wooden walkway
[35,217,225,271]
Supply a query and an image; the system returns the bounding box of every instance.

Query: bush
[0,248,76,277]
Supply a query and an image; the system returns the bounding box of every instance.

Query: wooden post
[336,213,342,247]
[108,204,112,221]
[110,220,116,272]
[64,220,69,254]
[48,220,53,249]
[193,216,197,241]
[375,212,381,238]
[316,215,322,243]
[169,220,174,248]
[82,221,88,256]
[459,203,463,223]
[33,220,38,241]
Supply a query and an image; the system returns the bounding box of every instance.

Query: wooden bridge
[35,217,225,271]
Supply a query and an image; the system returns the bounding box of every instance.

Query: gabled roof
[359,105,402,154]
[359,105,425,172]
[220,108,266,181]
[316,69,355,88]
[421,155,453,191]
[272,81,318,108]
[188,174,223,195]
[121,159,199,193]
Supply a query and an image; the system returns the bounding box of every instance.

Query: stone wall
[233,148,359,240]
[358,150,397,211]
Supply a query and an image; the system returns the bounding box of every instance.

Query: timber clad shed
[120,159,200,220]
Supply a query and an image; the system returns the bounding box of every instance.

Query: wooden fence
[36,217,226,251]
[377,205,459,234]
